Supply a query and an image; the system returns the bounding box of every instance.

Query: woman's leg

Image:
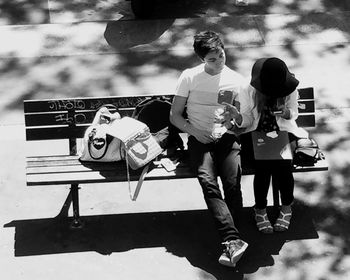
[271,160,294,231]
[253,160,272,209]
[272,160,294,206]
[253,160,274,233]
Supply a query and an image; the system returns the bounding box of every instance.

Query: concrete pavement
[1,1,350,279]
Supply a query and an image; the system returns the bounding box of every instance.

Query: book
[251,131,293,160]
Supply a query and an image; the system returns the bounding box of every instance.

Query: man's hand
[192,127,216,144]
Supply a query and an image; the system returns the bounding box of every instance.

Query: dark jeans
[187,133,243,242]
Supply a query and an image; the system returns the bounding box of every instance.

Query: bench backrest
[24,87,316,147]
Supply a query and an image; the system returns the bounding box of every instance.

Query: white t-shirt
[175,64,248,135]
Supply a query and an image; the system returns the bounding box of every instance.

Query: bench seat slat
[298,100,315,113]
[296,114,315,127]
[297,87,314,99]
[26,166,195,186]
[26,155,328,186]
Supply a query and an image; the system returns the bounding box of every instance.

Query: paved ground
[1,1,350,280]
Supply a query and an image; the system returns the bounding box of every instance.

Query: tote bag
[106,117,163,170]
[79,106,124,162]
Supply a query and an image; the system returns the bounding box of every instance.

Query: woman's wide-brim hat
[250,57,299,98]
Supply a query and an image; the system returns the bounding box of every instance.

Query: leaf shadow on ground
[1,0,350,278]
[4,201,318,279]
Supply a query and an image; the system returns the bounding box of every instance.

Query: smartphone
[272,110,283,114]
[160,158,177,172]
[218,90,235,105]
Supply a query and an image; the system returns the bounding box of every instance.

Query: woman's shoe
[274,206,292,232]
[254,208,273,234]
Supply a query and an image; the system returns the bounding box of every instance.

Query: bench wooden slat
[27,161,133,174]
[24,109,135,127]
[26,125,89,141]
[23,96,144,113]
[26,162,328,186]
[296,114,316,127]
[298,100,315,114]
[23,95,174,113]
[26,115,315,140]
[26,165,195,186]
[297,87,314,99]
[26,154,328,186]
[293,159,328,172]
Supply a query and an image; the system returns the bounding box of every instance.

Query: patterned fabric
[257,105,279,132]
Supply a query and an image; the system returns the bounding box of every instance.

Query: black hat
[250,57,299,98]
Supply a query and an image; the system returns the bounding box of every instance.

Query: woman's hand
[223,103,240,119]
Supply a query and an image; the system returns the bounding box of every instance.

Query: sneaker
[218,239,248,267]
[235,0,249,6]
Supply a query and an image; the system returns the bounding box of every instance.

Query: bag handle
[125,131,151,150]
[93,104,120,125]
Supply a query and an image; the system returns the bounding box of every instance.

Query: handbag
[131,97,184,152]
[106,117,163,170]
[79,105,124,162]
[80,110,162,201]
[293,138,325,166]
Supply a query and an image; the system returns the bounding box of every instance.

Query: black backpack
[132,97,184,154]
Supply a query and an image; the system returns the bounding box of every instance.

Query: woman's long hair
[254,90,286,113]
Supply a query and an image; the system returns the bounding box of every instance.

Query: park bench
[24,87,328,228]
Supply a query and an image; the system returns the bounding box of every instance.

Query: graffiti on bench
[54,113,87,125]
[47,96,147,112]
[45,96,149,125]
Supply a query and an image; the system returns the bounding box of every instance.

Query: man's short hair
[193,31,225,60]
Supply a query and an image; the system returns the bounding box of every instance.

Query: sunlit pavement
[1,1,350,280]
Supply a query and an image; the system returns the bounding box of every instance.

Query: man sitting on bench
[170,30,254,267]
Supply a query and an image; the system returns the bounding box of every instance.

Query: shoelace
[221,241,233,255]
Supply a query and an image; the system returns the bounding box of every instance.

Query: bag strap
[98,103,119,112]
[125,155,151,201]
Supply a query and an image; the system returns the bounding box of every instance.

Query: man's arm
[170,95,213,144]
[223,84,256,130]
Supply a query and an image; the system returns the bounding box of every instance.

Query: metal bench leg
[70,183,83,229]
[56,189,73,219]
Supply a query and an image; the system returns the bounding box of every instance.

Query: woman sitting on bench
[241,57,309,233]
